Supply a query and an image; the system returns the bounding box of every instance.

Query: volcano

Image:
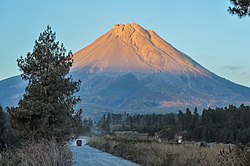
[1,23,250,113]
[72,23,209,75]
[70,23,250,112]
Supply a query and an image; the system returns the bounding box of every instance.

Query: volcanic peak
[72,23,211,76]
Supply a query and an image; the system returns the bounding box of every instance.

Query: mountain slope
[1,23,250,113]
[0,76,26,107]
[72,23,209,75]
[71,23,250,112]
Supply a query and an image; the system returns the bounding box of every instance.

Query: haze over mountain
[1,23,250,113]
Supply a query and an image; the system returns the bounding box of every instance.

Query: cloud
[224,65,241,71]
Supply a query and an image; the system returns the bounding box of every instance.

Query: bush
[89,137,240,166]
[0,106,19,152]
[0,139,72,166]
[218,144,250,166]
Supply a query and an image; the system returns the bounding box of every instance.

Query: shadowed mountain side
[71,71,250,112]
[1,23,250,114]
[1,71,250,113]
[0,76,26,107]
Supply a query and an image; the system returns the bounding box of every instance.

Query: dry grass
[89,136,249,166]
[217,144,250,166]
[0,139,72,166]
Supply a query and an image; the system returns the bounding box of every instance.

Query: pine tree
[72,109,84,137]
[178,110,184,131]
[228,0,250,18]
[184,108,193,131]
[192,107,200,140]
[9,26,81,141]
[99,114,110,134]
[0,106,18,151]
[0,105,5,150]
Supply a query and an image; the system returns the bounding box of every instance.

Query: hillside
[1,23,250,113]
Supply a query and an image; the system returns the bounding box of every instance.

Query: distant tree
[200,108,214,141]
[178,110,184,131]
[99,114,110,134]
[228,0,250,18]
[88,117,93,129]
[192,107,199,128]
[81,117,94,136]
[0,105,5,150]
[0,106,17,151]
[9,26,81,142]
[104,105,250,143]
[107,112,112,123]
[191,107,201,140]
[72,109,84,137]
[184,108,193,131]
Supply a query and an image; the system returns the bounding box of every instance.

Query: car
[76,139,83,146]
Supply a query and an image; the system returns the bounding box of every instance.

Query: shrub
[218,144,250,166]
[0,139,72,166]
[89,137,236,166]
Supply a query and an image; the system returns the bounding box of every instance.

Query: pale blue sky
[1,0,250,87]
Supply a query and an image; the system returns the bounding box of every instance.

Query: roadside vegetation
[0,139,72,166]
[88,105,250,165]
[89,136,250,166]
[98,105,250,144]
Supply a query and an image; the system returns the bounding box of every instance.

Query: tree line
[99,104,250,144]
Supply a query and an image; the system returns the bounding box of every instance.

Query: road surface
[70,137,139,166]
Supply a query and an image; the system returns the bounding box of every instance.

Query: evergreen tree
[228,0,250,18]
[184,108,193,131]
[0,106,17,151]
[99,114,110,134]
[0,105,5,150]
[88,117,93,129]
[9,26,81,141]
[192,107,200,140]
[178,110,184,131]
[103,105,250,143]
[72,109,84,137]
[192,107,199,128]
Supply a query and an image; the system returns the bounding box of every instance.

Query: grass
[0,139,72,166]
[89,136,250,166]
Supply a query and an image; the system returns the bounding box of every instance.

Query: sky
[0,0,250,87]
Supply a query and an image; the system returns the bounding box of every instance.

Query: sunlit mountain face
[1,23,250,114]
[72,23,209,75]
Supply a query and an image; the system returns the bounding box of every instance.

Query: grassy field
[89,136,250,166]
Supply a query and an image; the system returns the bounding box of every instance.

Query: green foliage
[71,109,84,137]
[0,105,6,151]
[228,0,250,18]
[82,117,93,135]
[9,26,81,141]
[98,114,111,134]
[107,112,177,135]
[200,104,250,143]
[104,104,250,143]
[0,106,18,152]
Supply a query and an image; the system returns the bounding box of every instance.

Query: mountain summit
[69,23,250,112]
[1,23,250,113]
[72,23,208,75]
